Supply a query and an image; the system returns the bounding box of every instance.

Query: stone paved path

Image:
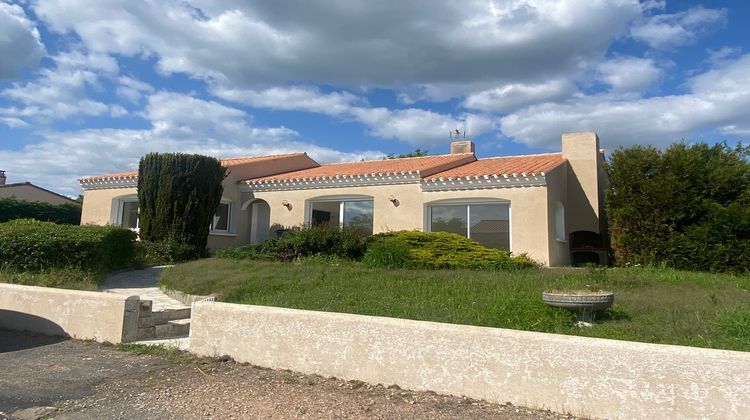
[100,266,188,312]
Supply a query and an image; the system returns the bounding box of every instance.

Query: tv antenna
[450,129,466,140]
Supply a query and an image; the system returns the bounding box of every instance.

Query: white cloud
[499,53,750,149]
[463,79,575,113]
[596,56,662,94]
[0,1,45,80]
[116,76,154,103]
[351,107,496,146]
[0,50,121,124]
[31,0,643,92]
[631,6,727,49]
[213,85,361,116]
[0,91,384,195]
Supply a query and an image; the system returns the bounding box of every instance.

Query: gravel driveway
[0,330,579,419]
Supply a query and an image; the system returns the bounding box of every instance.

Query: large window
[309,198,374,234]
[120,199,139,230]
[427,202,510,250]
[210,202,232,232]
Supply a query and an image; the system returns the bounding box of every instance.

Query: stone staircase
[136,300,191,340]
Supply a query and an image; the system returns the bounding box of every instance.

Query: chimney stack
[0,170,5,186]
[450,140,475,154]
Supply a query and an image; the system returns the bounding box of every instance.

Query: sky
[0,0,748,196]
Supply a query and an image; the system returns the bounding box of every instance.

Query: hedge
[0,219,136,272]
[365,231,537,270]
[0,197,81,225]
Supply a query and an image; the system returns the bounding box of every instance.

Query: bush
[134,240,198,266]
[0,219,136,272]
[606,142,750,272]
[367,231,537,270]
[137,153,227,260]
[216,239,280,260]
[0,197,81,224]
[362,237,411,269]
[275,225,369,260]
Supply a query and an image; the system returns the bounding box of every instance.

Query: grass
[160,258,750,352]
[0,267,105,290]
[115,343,197,364]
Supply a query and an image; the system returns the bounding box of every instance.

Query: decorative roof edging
[79,177,137,190]
[241,172,421,192]
[421,173,547,191]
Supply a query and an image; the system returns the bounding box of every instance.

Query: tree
[605,142,750,272]
[137,153,227,259]
[386,149,429,159]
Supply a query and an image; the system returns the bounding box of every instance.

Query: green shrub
[275,225,369,260]
[362,237,411,269]
[368,231,537,270]
[606,142,750,272]
[134,240,197,266]
[0,219,136,272]
[137,152,227,260]
[216,239,280,260]
[0,197,81,224]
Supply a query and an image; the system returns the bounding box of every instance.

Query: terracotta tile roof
[244,153,476,184]
[78,153,308,182]
[424,153,565,180]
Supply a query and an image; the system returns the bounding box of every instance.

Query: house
[0,171,80,206]
[78,132,607,266]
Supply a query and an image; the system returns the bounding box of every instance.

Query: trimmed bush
[367,231,537,270]
[134,240,197,266]
[216,239,280,260]
[275,225,369,260]
[0,219,136,272]
[606,142,750,272]
[0,197,81,224]
[137,153,226,259]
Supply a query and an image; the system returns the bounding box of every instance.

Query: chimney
[561,132,604,234]
[450,140,475,154]
[0,170,5,186]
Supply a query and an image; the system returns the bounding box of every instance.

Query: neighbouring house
[78,132,607,266]
[0,170,79,206]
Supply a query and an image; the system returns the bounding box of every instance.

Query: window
[116,198,139,230]
[555,202,566,241]
[427,202,510,250]
[309,198,374,234]
[211,202,231,232]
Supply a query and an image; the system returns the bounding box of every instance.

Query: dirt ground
[0,330,579,419]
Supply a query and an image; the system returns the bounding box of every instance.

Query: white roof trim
[242,172,421,192]
[421,174,547,191]
[79,177,137,190]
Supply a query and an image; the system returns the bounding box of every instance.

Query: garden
[2,144,749,352]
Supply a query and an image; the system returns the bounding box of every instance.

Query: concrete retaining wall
[190,302,750,420]
[0,283,139,343]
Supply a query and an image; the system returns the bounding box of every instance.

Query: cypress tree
[138,153,226,259]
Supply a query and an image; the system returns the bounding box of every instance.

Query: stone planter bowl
[542,291,614,324]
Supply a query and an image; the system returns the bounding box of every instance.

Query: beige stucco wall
[545,164,570,266]
[81,187,138,225]
[190,303,750,420]
[0,283,139,343]
[252,183,554,265]
[0,184,76,206]
[562,132,602,234]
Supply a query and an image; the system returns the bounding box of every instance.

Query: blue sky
[1,0,748,196]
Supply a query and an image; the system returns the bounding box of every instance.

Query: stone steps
[136,300,191,340]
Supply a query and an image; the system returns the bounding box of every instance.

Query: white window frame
[306,195,374,230]
[210,200,233,234]
[555,201,566,242]
[115,196,140,232]
[424,200,512,251]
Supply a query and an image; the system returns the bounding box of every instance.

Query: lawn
[160,258,750,352]
[0,268,104,291]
